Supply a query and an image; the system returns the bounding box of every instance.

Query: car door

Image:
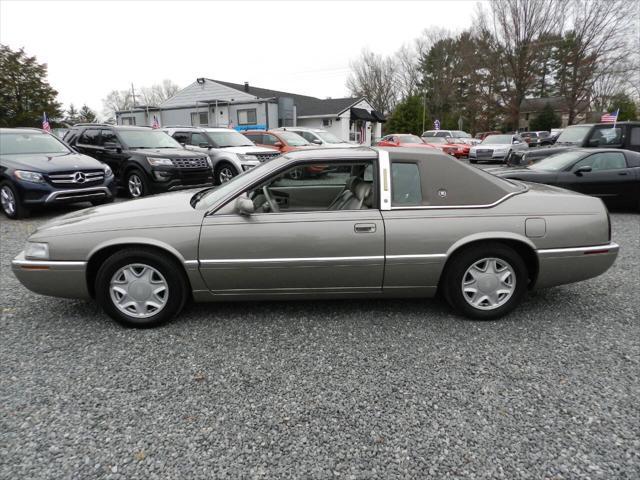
[558,152,632,201]
[628,125,640,153]
[74,128,102,160]
[99,129,127,176]
[198,159,385,295]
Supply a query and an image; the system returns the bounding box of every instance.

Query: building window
[322,119,333,127]
[237,109,257,125]
[191,111,208,126]
[121,116,136,126]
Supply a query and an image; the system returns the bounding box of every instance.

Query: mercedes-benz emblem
[73,172,86,183]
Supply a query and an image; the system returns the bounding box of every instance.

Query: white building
[115,78,384,145]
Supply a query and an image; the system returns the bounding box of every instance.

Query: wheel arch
[442,233,539,287]
[85,238,193,298]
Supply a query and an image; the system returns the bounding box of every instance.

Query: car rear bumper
[534,242,619,289]
[11,252,90,299]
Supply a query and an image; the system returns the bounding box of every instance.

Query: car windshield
[398,135,423,144]
[555,126,591,144]
[315,131,344,144]
[421,131,440,137]
[452,131,471,138]
[118,130,181,149]
[424,137,447,144]
[529,151,586,171]
[207,130,254,147]
[0,132,70,155]
[277,131,309,146]
[482,135,512,144]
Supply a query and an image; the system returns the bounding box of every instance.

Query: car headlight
[104,165,113,177]
[25,242,49,260]
[14,170,45,183]
[146,157,174,167]
[205,156,212,167]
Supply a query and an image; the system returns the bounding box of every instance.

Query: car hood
[471,143,512,150]
[1,152,105,171]
[215,145,279,155]
[134,148,207,158]
[31,190,206,239]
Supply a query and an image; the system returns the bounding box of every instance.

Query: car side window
[190,133,209,146]
[172,132,190,144]
[262,134,279,146]
[100,130,120,146]
[391,163,422,206]
[298,131,316,143]
[245,133,262,144]
[630,127,640,146]
[436,132,449,137]
[78,129,100,146]
[588,126,623,146]
[573,152,627,171]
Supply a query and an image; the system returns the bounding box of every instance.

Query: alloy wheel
[109,263,169,319]
[461,257,516,310]
[218,166,235,183]
[128,174,143,197]
[0,186,16,216]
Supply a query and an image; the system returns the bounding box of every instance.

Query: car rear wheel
[0,181,29,219]
[215,162,238,184]
[442,243,528,320]
[95,248,188,328]
[126,170,148,198]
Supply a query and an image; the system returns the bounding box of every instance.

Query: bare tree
[101,89,134,120]
[346,49,398,114]
[395,43,421,100]
[140,79,180,106]
[477,0,565,128]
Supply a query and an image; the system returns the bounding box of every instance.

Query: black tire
[0,181,30,219]
[469,159,478,164]
[442,242,528,320]
[95,248,189,328]
[125,169,149,198]
[214,162,238,185]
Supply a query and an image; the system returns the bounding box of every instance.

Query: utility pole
[422,90,427,133]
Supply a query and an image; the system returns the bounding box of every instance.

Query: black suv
[64,124,213,197]
[0,128,116,219]
[508,121,640,165]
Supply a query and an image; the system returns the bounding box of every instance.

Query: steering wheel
[262,186,280,213]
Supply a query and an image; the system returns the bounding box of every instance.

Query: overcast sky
[1,0,478,115]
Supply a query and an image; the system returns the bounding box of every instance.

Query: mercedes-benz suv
[163,126,280,184]
[64,124,213,197]
[0,128,116,219]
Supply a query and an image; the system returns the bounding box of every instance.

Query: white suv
[163,127,280,183]
[276,127,353,148]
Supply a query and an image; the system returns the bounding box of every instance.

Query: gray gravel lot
[1,201,639,479]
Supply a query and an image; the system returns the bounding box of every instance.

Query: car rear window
[391,163,422,206]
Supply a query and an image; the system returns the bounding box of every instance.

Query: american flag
[600,109,619,123]
[151,115,160,129]
[42,112,51,132]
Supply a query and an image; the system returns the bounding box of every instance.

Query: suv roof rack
[72,122,114,127]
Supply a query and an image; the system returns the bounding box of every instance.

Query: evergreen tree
[0,44,62,127]
[78,104,97,123]
[65,104,80,125]
[607,92,638,121]
[384,95,427,135]
[529,103,561,131]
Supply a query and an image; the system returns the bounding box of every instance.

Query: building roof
[161,78,368,117]
[520,96,590,113]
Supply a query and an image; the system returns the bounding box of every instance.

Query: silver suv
[163,126,280,183]
[275,127,353,148]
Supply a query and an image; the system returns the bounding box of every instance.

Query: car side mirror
[574,165,592,175]
[588,138,600,147]
[179,142,186,147]
[236,196,255,216]
[513,139,521,144]
[311,138,322,145]
[274,141,283,148]
[198,142,210,148]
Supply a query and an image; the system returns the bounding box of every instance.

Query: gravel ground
[1,203,639,480]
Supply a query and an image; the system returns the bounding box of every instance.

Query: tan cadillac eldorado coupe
[12,147,619,327]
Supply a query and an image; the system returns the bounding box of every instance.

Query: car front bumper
[534,242,619,289]
[11,252,90,299]
[16,178,117,206]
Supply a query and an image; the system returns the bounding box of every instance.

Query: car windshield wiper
[190,186,217,207]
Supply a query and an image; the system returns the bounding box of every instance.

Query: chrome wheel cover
[128,174,143,197]
[462,257,516,311]
[0,186,16,216]
[109,264,169,319]
[218,167,235,183]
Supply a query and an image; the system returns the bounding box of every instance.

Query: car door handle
[354,223,376,233]
[618,172,628,176]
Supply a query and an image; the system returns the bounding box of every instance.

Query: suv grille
[171,157,209,169]
[48,170,105,186]
[254,152,280,162]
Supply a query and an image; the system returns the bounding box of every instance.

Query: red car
[377,134,436,149]
[424,136,471,158]
[243,130,311,153]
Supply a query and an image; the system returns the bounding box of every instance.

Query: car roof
[0,128,51,134]
[278,127,326,133]
[281,146,375,161]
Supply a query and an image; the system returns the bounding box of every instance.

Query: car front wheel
[442,243,528,320]
[0,181,29,219]
[95,248,189,328]
[215,162,238,184]
[126,170,148,198]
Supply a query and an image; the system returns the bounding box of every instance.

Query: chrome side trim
[200,255,385,265]
[184,260,199,266]
[388,190,526,210]
[45,186,110,203]
[168,182,213,191]
[12,259,87,268]
[378,150,391,211]
[386,254,447,260]
[537,242,619,256]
